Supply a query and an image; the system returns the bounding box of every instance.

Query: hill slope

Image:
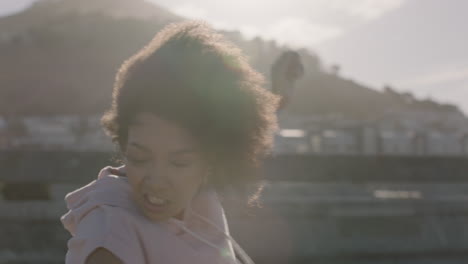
[0,0,463,120]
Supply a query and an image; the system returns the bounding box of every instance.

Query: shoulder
[74,205,134,237]
[65,206,145,264]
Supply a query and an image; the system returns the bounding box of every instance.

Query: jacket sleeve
[64,205,145,264]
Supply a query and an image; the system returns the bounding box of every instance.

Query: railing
[2,151,468,264]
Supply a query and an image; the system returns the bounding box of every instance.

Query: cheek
[170,170,205,203]
[126,167,145,191]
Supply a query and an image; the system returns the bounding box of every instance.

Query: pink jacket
[60,166,253,264]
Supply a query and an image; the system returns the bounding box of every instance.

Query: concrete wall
[2,151,468,183]
[2,151,468,263]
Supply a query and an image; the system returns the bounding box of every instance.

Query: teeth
[147,194,166,205]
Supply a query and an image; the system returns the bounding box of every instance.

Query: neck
[174,208,185,221]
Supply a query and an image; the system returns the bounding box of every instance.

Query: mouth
[142,193,170,214]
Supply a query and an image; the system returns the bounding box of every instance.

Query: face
[124,112,211,221]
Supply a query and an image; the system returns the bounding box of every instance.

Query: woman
[61,21,279,264]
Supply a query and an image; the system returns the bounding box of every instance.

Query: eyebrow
[128,142,199,155]
[128,142,151,154]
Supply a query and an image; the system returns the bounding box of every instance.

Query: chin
[147,214,169,222]
[134,200,169,222]
[141,208,171,222]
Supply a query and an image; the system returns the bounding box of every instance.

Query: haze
[1,0,467,113]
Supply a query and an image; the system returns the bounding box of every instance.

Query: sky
[1,0,467,113]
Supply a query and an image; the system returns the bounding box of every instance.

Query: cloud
[328,0,406,20]
[216,18,343,48]
[397,67,468,88]
[0,0,37,16]
[149,0,406,48]
[172,3,208,20]
[260,17,343,47]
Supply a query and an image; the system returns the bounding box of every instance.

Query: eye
[125,155,150,166]
[171,160,191,168]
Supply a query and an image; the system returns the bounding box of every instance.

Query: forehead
[128,112,197,148]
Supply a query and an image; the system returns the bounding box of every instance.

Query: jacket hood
[60,166,136,235]
[60,165,252,264]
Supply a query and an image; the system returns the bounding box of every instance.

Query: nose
[142,165,170,191]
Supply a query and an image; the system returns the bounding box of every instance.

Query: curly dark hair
[101,21,279,199]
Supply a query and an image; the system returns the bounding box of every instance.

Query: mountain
[0,0,463,120]
[0,0,179,31]
[0,0,181,115]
